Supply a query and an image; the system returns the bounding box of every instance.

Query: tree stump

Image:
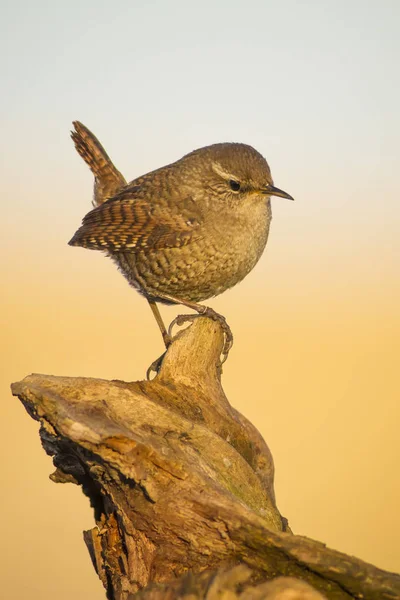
[11,318,400,599]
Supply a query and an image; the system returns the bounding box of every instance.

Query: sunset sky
[1,1,399,598]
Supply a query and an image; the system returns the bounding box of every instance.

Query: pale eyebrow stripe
[211,161,237,181]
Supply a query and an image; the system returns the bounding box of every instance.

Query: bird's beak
[262,184,294,201]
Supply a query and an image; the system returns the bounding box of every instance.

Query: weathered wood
[131,565,327,599]
[11,318,400,600]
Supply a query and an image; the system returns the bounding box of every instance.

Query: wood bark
[11,318,400,600]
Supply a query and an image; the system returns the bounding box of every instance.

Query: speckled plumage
[69,122,293,358]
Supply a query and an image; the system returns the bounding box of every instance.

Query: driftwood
[11,318,400,600]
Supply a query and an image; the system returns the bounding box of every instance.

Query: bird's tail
[71,121,127,206]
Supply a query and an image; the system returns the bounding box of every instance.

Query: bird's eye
[229,179,241,192]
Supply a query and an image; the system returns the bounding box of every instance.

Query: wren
[69,122,293,372]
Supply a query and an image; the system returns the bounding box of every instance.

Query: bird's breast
[194,197,272,296]
[207,198,271,263]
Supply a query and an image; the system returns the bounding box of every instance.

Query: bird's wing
[69,189,202,252]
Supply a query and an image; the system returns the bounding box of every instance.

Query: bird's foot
[168,308,233,364]
[146,351,167,381]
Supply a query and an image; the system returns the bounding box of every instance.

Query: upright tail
[71,121,127,206]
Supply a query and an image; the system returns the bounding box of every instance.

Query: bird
[69,122,293,373]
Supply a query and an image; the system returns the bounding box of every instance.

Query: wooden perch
[11,318,400,600]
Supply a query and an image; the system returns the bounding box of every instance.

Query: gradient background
[1,1,399,597]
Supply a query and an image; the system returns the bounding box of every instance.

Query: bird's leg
[146,300,170,380]
[159,293,234,364]
[147,300,172,348]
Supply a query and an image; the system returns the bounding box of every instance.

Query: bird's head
[182,143,294,205]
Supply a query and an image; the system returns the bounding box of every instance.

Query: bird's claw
[146,351,166,380]
[168,309,233,364]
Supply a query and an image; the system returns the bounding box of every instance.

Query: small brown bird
[69,122,293,370]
